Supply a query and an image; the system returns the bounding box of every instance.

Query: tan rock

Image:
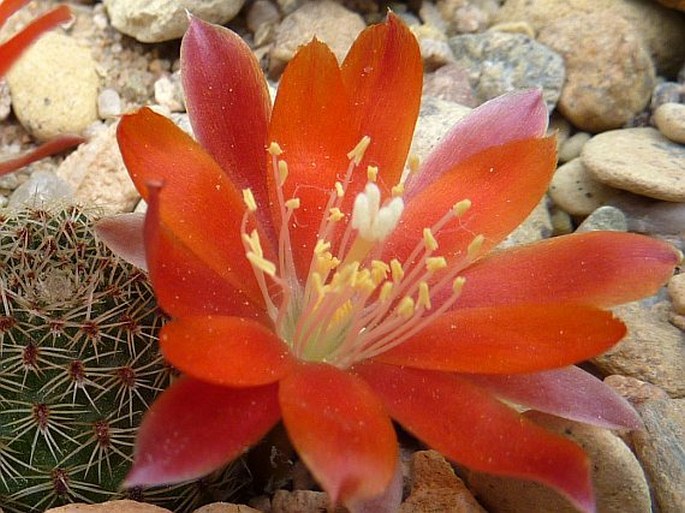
[539,13,654,132]
[494,0,685,76]
[467,412,652,513]
[558,132,591,163]
[6,32,99,141]
[604,375,670,407]
[269,1,366,76]
[575,205,627,233]
[400,450,486,513]
[549,158,618,216]
[56,122,139,214]
[654,102,685,144]
[594,301,685,398]
[193,503,262,513]
[500,196,553,248]
[409,95,471,163]
[422,64,477,107]
[45,501,170,513]
[668,273,685,315]
[271,490,346,513]
[632,399,685,513]
[582,128,685,202]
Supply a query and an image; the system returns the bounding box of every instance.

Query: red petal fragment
[125,376,280,487]
[340,12,422,194]
[385,136,557,272]
[407,89,548,199]
[0,4,71,77]
[95,213,147,270]
[117,107,262,304]
[144,183,267,320]
[279,363,398,506]
[356,362,595,513]
[375,303,626,374]
[160,316,293,387]
[268,40,356,278]
[181,17,272,231]
[468,366,642,430]
[0,0,30,26]
[0,134,83,176]
[456,231,680,309]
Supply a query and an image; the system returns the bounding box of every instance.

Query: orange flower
[110,14,679,512]
[0,0,82,176]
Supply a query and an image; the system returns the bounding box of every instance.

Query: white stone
[104,0,246,43]
[97,88,122,119]
[6,32,99,141]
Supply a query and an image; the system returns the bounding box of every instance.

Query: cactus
[0,205,241,512]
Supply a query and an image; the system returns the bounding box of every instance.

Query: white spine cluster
[351,183,404,242]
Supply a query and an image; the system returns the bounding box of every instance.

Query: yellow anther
[391,183,405,197]
[311,272,326,298]
[246,252,276,277]
[347,135,371,165]
[453,199,472,217]
[331,300,353,327]
[356,274,376,295]
[367,166,379,182]
[408,154,420,174]
[425,256,447,272]
[397,296,415,319]
[335,181,345,198]
[452,276,466,295]
[417,281,431,310]
[314,239,331,255]
[328,207,344,222]
[423,228,438,252]
[242,188,257,212]
[315,252,338,274]
[371,260,390,283]
[379,281,394,302]
[268,141,283,156]
[467,234,485,260]
[285,197,300,210]
[242,229,264,257]
[390,258,404,283]
[278,160,289,186]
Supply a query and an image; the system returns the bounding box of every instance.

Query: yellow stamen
[417,281,431,310]
[367,166,379,182]
[335,181,344,198]
[285,197,300,210]
[278,160,289,186]
[268,141,283,156]
[314,239,331,255]
[423,228,438,251]
[347,135,371,165]
[371,260,390,283]
[328,207,344,222]
[425,256,447,272]
[242,188,257,212]
[390,258,404,283]
[467,234,485,260]
[408,154,420,174]
[247,252,276,276]
[397,296,415,319]
[453,199,472,217]
[453,276,466,294]
[379,281,394,302]
[391,183,405,197]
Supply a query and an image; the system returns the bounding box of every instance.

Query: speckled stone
[594,300,685,398]
[549,158,619,216]
[538,12,654,132]
[575,205,627,233]
[582,128,685,202]
[6,32,99,141]
[654,102,685,144]
[448,31,564,110]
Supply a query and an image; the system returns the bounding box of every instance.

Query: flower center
[241,138,482,369]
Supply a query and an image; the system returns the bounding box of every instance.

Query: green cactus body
[0,206,240,512]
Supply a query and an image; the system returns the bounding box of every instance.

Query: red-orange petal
[340,12,422,195]
[160,316,293,387]
[144,185,267,321]
[268,40,357,278]
[0,4,71,77]
[355,362,595,513]
[117,107,262,304]
[125,377,280,487]
[0,134,83,176]
[455,231,680,309]
[0,0,29,26]
[384,136,557,273]
[181,17,272,230]
[375,303,625,374]
[279,362,398,506]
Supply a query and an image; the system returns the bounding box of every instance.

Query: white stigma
[351,183,405,242]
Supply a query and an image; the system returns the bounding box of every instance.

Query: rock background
[1,0,684,512]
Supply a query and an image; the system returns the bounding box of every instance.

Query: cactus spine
[0,205,240,512]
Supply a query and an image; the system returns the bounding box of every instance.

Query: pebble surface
[582,127,685,202]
